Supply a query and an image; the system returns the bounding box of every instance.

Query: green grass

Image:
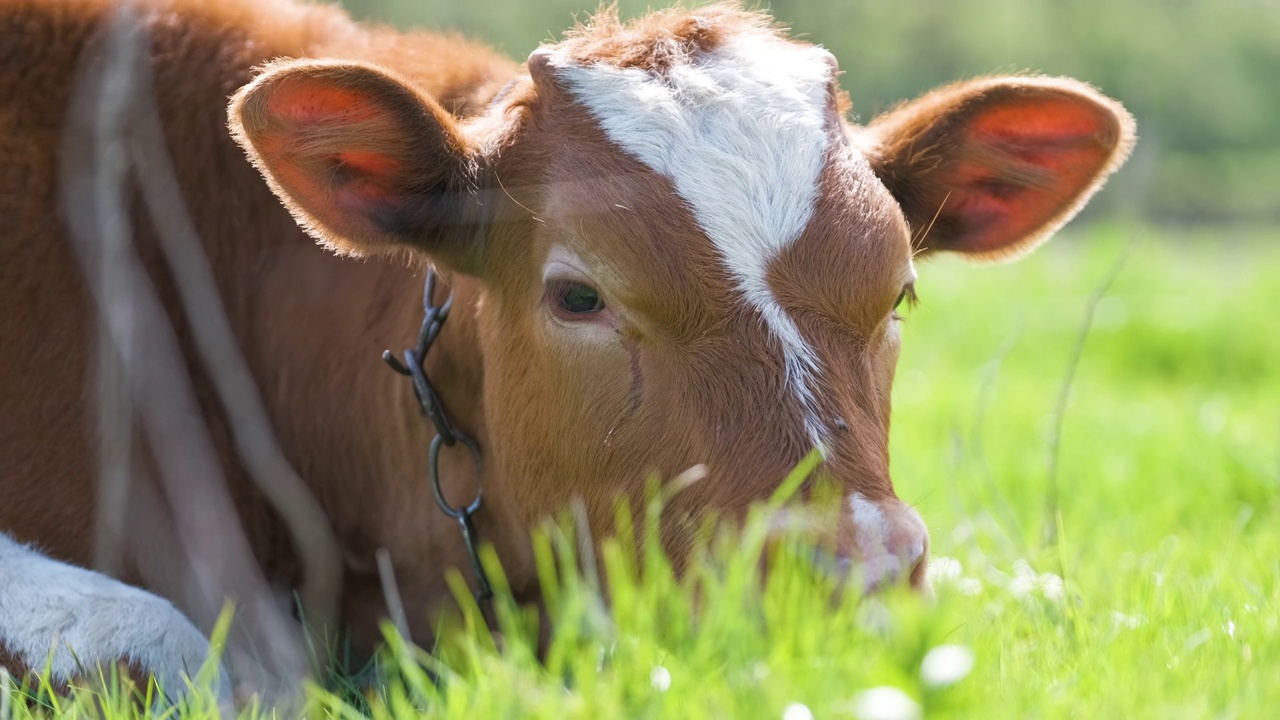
[4,224,1277,719]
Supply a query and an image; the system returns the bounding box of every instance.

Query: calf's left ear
[864,76,1136,261]
[229,59,485,273]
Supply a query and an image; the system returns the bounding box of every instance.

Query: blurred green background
[340,0,1279,227]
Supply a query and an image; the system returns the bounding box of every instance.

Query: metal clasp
[383,268,493,606]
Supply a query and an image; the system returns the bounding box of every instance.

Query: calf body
[0,0,1134,693]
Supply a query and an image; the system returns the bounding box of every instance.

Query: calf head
[230,6,1134,592]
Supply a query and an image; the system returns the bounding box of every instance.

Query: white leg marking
[550,31,835,449]
[0,534,228,699]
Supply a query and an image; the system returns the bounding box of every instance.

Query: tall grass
[4,223,1276,718]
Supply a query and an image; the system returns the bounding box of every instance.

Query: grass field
[4,224,1277,719]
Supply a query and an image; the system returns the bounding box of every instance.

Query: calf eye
[554,282,605,315]
[894,284,918,312]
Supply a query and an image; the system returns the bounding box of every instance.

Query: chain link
[383,268,493,604]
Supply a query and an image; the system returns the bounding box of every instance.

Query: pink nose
[835,493,930,593]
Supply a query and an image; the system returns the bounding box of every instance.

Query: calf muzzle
[822,494,930,594]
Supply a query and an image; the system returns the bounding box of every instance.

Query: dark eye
[894,284,918,312]
[555,282,605,315]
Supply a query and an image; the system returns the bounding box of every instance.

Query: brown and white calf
[0,0,1135,695]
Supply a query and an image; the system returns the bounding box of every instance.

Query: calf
[0,0,1134,696]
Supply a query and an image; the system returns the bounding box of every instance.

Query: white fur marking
[0,534,228,699]
[848,494,928,591]
[551,32,835,448]
[849,492,900,590]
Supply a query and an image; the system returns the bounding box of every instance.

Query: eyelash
[894,284,919,313]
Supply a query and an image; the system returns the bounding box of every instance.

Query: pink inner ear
[255,79,417,231]
[234,61,473,255]
[944,96,1118,256]
[332,151,405,213]
[970,98,1114,143]
[334,150,404,192]
[264,81,386,125]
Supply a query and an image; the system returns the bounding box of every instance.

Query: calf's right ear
[229,60,485,273]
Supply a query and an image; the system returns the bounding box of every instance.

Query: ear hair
[865,76,1136,261]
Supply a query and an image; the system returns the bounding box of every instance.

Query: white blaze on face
[550,31,836,449]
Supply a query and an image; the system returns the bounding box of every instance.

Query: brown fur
[0,639,150,697]
[0,0,1134,682]
[0,0,514,658]
[0,642,24,681]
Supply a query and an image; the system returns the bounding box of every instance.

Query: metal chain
[383,268,493,605]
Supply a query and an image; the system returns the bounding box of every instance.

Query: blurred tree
[339,0,1280,226]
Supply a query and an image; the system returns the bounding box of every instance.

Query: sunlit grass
[890,223,1279,717]
[4,223,1277,718]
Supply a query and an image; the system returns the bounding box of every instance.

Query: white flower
[927,556,963,584]
[1009,560,1064,603]
[1040,575,1064,602]
[920,644,975,687]
[650,665,672,693]
[1111,611,1146,630]
[927,556,983,596]
[849,687,921,720]
[782,702,814,720]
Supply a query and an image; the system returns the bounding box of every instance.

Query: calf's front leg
[0,534,229,701]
